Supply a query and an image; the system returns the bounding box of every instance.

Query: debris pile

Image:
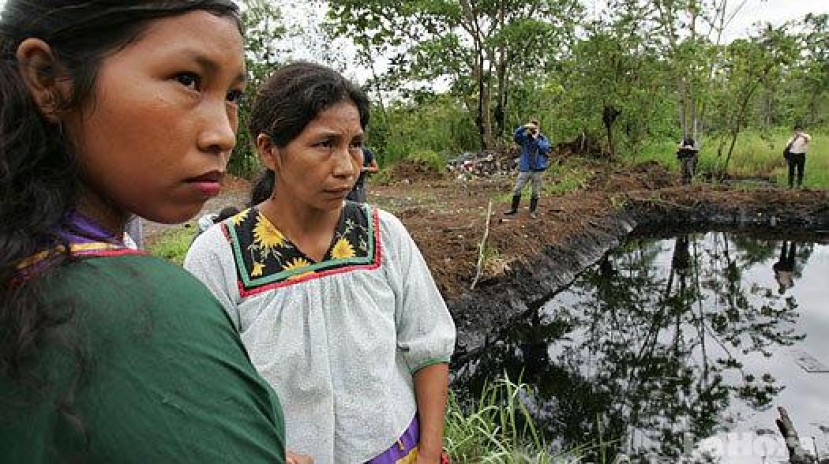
[447,150,515,179]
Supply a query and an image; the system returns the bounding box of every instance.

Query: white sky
[710,0,829,40]
[586,0,829,41]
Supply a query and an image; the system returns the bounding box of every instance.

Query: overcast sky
[717,0,829,40]
[585,0,829,41]
[2,0,826,40]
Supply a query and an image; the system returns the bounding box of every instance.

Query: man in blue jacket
[504,119,552,219]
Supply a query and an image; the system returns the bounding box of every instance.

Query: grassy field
[145,225,193,265]
[630,128,829,188]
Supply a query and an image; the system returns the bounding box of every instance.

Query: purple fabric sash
[15,211,135,282]
[59,210,126,247]
[366,415,419,464]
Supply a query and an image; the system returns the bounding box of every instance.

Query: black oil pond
[452,231,829,463]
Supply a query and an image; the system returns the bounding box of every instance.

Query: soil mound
[387,159,445,183]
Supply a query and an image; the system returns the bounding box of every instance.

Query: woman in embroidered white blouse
[184,61,456,464]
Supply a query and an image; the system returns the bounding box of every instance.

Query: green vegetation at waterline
[633,129,829,188]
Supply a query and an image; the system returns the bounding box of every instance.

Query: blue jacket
[514,126,551,172]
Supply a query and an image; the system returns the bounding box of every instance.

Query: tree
[793,13,829,126]
[710,26,797,175]
[230,0,287,177]
[326,0,582,151]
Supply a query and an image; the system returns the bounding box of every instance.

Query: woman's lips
[188,171,224,197]
[325,187,351,197]
[191,181,222,197]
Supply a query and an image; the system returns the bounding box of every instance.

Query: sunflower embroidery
[231,209,249,226]
[330,237,356,259]
[252,213,285,255]
[250,261,265,277]
[283,257,313,280]
[283,257,312,272]
[228,203,379,292]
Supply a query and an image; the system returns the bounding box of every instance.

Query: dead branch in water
[776,406,828,463]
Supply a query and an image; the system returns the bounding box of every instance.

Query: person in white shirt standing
[785,125,812,188]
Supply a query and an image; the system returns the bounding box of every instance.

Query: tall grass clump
[445,375,551,463]
[445,374,617,463]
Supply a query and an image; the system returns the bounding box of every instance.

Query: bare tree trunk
[481,69,493,150]
[722,80,761,176]
[494,4,509,151]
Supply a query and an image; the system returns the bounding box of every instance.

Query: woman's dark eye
[176,73,200,90]
[227,89,244,105]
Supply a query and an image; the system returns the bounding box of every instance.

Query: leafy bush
[544,161,592,196]
[409,149,447,173]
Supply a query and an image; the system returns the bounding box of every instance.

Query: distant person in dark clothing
[785,125,811,188]
[772,241,797,294]
[347,147,379,203]
[676,137,699,185]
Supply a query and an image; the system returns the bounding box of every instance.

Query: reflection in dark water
[773,241,797,294]
[452,232,829,462]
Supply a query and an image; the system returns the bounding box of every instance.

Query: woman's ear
[256,133,280,171]
[15,38,71,122]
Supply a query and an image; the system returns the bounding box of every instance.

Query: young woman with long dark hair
[0,1,285,461]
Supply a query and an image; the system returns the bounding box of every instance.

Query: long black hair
[248,61,371,203]
[0,0,240,441]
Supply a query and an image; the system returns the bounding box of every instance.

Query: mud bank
[448,187,829,359]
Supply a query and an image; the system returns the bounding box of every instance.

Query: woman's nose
[332,147,360,178]
[198,101,237,157]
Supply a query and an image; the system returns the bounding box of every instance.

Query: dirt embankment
[371,161,829,356]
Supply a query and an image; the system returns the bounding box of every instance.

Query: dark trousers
[787,153,805,187]
[679,155,697,184]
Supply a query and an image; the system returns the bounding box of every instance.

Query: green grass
[146,225,194,265]
[410,149,447,173]
[446,374,617,463]
[493,159,594,203]
[544,161,593,196]
[630,128,829,188]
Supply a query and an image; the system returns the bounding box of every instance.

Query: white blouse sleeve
[379,210,456,373]
[183,225,242,332]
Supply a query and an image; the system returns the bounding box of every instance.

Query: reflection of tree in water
[453,233,814,461]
